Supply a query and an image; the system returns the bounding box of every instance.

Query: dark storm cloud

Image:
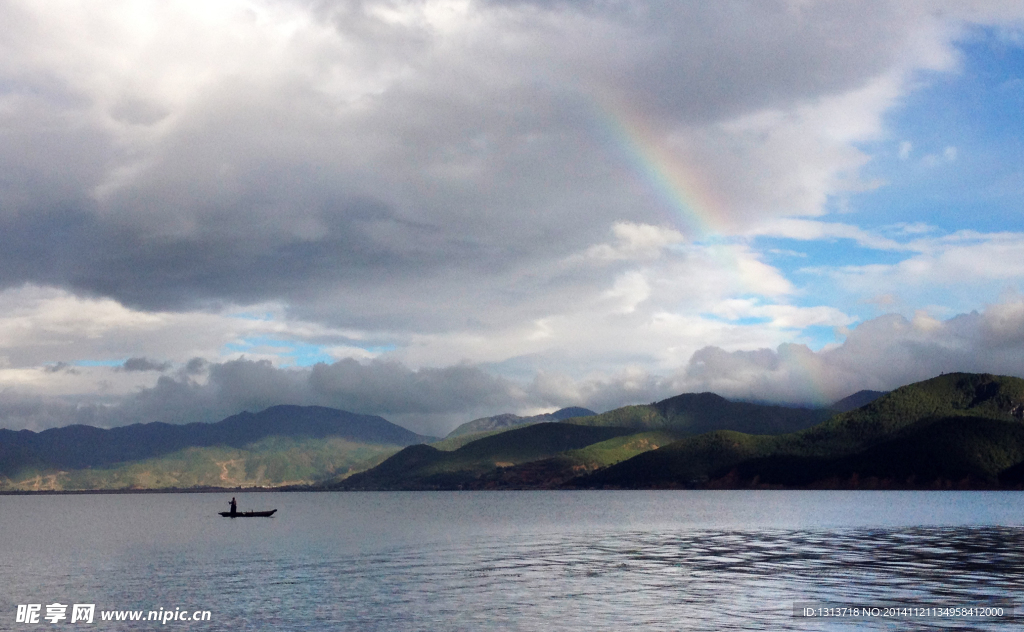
[0,197,481,315]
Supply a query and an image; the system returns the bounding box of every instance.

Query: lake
[2,490,1023,630]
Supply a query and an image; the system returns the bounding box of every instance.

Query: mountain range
[337,374,1024,490]
[0,405,433,490]
[447,407,596,437]
[8,374,1024,491]
[572,373,1024,489]
[335,391,858,490]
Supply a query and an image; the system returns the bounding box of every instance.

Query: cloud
[582,222,684,261]
[0,3,1022,434]
[3,296,1024,435]
[118,357,172,372]
[391,230,817,373]
[708,300,855,329]
[922,144,959,166]
[746,218,908,250]
[817,232,1024,306]
[0,0,1002,330]
[680,296,1024,404]
[43,362,78,375]
[182,357,207,375]
[0,356,532,436]
[862,293,899,307]
[508,294,1024,412]
[0,283,386,371]
[152,356,539,437]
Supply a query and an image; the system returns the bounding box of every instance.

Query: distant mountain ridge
[8,373,1023,492]
[446,407,596,438]
[0,405,433,482]
[829,390,887,413]
[567,392,832,435]
[336,391,835,490]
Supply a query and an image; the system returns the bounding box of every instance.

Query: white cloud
[0,284,395,399]
[710,299,855,329]
[391,233,811,373]
[823,232,1024,297]
[533,293,1024,410]
[922,145,960,166]
[883,222,937,236]
[677,295,1024,404]
[747,218,909,250]
[582,222,685,261]
[601,271,651,314]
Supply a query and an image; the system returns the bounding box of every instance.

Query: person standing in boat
[228,497,237,517]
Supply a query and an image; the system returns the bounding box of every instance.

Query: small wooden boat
[219,509,277,518]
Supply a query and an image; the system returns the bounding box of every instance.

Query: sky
[0,0,1023,436]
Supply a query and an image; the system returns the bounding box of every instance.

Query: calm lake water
[2,491,1023,631]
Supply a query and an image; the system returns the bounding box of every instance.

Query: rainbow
[591,96,840,405]
[592,95,729,240]
[591,94,765,295]
[778,342,834,406]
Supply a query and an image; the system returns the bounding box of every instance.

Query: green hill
[573,373,1024,489]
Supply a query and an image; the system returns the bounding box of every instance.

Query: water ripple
[166,526,1023,631]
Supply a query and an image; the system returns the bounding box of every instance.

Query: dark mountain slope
[334,422,634,490]
[568,392,831,435]
[719,415,1024,488]
[829,390,887,412]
